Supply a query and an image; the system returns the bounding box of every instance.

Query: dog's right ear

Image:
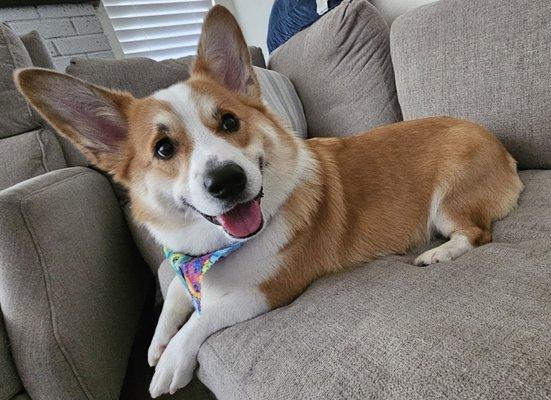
[14,68,133,173]
[193,5,261,101]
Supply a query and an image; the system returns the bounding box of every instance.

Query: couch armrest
[0,167,150,400]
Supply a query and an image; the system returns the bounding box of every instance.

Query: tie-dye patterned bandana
[163,242,243,314]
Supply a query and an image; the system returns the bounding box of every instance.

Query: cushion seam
[19,171,96,400]
[376,48,402,122]
[35,130,50,173]
[201,340,253,400]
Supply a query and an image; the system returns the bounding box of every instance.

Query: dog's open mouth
[203,190,264,239]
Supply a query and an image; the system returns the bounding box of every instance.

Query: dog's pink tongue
[216,199,262,238]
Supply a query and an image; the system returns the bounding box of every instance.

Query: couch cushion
[390,0,551,169]
[269,0,402,138]
[66,46,267,98]
[0,129,66,191]
[0,23,39,138]
[19,30,55,70]
[195,170,551,399]
[0,168,149,400]
[248,46,266,69]
[66,56,193,98]
[256,67,307,139]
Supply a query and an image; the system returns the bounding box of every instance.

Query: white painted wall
[215,0,274,58]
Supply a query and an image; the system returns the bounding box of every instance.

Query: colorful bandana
[163,242,243,314]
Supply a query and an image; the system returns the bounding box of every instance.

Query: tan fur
[261,118,523,308]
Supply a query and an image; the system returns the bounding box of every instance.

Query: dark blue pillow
[267,0,343,54]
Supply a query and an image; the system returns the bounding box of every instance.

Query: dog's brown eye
[220,113,239,132]
[154,138,176,160]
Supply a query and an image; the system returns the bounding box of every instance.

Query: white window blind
[103,0,212,61]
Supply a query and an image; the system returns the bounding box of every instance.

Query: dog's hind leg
[414,130,522,267]
[414,225,491,267]
[148,276,193,367]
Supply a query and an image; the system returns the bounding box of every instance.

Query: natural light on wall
[102,0,213,61]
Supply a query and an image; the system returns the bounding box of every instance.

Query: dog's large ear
[193,5,261,100]
[14,68,132,173]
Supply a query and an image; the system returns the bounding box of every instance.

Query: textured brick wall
[0,3,114,71]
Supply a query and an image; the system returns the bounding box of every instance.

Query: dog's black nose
[204,163,247,200]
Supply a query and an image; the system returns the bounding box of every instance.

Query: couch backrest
[391,0,551,170]
[0,23,67,192]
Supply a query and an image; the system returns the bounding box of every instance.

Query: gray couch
[1,0,550,399]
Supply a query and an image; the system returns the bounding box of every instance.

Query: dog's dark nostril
[204,163,247,200]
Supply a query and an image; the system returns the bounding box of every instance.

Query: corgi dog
[15,5,522,397]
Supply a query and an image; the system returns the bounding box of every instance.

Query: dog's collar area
[163,242,243,313]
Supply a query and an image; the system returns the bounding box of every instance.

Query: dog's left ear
[193,5,261,100]
[14,68,133,175]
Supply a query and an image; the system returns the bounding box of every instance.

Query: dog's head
[15,6,301,251]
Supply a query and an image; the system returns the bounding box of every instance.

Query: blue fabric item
[267,0,343,54]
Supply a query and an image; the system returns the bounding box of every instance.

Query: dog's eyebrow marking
[190,90,217,118]
[157,123,169,133]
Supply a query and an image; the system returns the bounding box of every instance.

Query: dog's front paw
[149,340,196,398]
[148,340,166,368]
[148,326,176,367]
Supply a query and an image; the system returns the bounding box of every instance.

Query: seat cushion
[390,0,551,169]
[196,170,551,399]
[0,129,66,191]
[269,0,402,138]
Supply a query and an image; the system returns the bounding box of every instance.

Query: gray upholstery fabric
[248,46,266,69]
[66,56,193,98]
[123,203,164,274]
[11,394,31,400]
[66,47,266,98]
[256,67,308,139]
[55,133,89,168]
[197,170,551,399]
[390,0,551,169]
[0,23,39,138]
[269,0,402,138]
[19,30,55,70]
[0,316,22,400]
[0,167,149,400]
[0,129,66,191]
